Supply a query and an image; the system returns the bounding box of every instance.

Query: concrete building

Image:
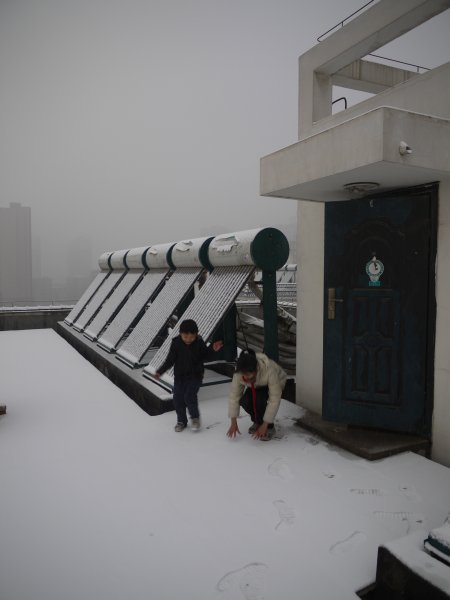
[261,0,450,467]
[0,202,32,303]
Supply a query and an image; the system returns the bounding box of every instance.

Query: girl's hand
[226,421,241,438]
[213,340,224,352]
[252,423,269,439]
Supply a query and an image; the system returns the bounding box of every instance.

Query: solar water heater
[143,227,289,388]
[116,237,212,368]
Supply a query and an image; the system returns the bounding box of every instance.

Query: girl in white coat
[226,349,287,441]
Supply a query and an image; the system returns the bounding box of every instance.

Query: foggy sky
[0,0,449,288]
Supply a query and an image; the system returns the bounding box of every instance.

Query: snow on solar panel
[97,269,168,352]
[116,268,201,367]
[143,265,254,385]
[72,271,126,332]
[64,272,110,326]
[83,271,144,341]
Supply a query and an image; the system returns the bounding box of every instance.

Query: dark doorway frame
[322,182,438,437]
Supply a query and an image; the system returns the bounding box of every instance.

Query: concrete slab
[261,107,450,201]
[297,409,431,460]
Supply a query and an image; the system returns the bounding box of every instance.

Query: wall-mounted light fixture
[343,182,380,196]
[399,141,412,155]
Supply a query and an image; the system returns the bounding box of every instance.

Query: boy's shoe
[248,423,258,434]
[191,418,201,432]
[174,422,187,432]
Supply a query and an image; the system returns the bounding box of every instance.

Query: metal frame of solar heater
[143,227,290,389]
[64,252,113,326]
[96,242,174,353]
[115,237,212,368]
[72,249,129,333]
[277,263,296,283]
[83,247,155,342]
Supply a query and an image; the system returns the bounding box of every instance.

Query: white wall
[296,200,324,413]
[309,61,450,138]
[433,180,450,467]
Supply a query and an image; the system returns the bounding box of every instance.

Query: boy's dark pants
[240,385,273,426]
[173,378,201,425]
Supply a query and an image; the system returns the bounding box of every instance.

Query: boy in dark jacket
[155,319,223,432]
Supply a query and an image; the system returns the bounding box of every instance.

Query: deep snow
[0,329,449,600]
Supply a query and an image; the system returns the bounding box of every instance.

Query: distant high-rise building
[0,202,32,303]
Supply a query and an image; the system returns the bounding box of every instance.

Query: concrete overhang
[261,106,450,202]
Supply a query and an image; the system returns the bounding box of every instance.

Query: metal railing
[317,0,377,41]
[0,301,75,310]
[317,0,430,74]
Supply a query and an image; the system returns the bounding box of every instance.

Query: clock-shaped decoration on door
[365,255,384,287]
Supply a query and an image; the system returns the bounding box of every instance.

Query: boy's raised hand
[212,340,224,352]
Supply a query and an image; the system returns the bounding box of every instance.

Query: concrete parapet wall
[0,309,71,331]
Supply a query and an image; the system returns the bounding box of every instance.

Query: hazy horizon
[1,0,449,300]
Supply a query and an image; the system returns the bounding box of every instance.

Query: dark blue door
[323,186,437,435]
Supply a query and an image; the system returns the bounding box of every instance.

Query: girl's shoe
[174,422,187,432]
[248,423,258,434]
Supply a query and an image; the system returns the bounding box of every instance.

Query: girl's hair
[236,348,257,373]
[179,319,198,334]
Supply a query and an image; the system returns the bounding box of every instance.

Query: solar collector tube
[64,252,113,326]
[72,249,129,333]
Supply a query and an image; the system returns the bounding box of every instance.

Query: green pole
[262,270,278,362]
[222,304,237,362]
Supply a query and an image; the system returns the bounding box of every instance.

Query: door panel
[344,290,400,406]
[323,187,436,434]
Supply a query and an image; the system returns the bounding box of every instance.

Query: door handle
[328,288,344,320]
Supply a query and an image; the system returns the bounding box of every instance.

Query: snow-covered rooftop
[0,329,449,599]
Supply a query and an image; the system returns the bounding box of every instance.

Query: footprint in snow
[329,531,367,555]
[399,484,422,501]
[304,435,320,446]
[205,421,221,430]
[373,510,425,533]
[216,562,268,600]
[268,457,293,480]
[350,488,386,496]
[273,499,296,530]
[322,468,338,479]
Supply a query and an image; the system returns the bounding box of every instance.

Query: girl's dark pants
[173,378,201,425]
[240,385,273,427]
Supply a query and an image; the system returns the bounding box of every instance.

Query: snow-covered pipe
[144,242,176,269]
[169,236,214,269]
[99,228,289,272]
[109,249,130,270]
[208,227,289,270]
[98,252,114,271]
[125,246,152,270]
